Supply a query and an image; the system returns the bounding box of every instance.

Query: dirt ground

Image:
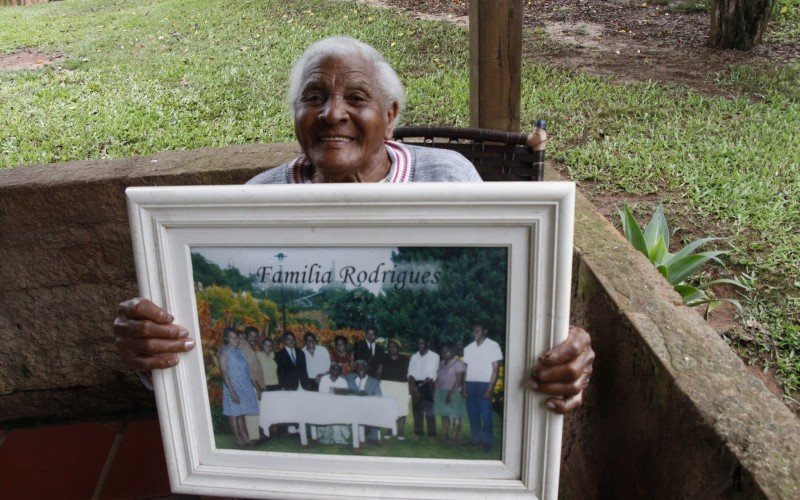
[0,47,58,70]
[378,0,799,96]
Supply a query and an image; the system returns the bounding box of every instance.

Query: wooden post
[469,0,523,131]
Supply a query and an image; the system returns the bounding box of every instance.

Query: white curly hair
[286,36,405,118]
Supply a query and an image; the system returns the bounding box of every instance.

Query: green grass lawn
[1,0,798,404]
[213,414,503,460]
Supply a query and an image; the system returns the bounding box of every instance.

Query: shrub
[619,205,749,319]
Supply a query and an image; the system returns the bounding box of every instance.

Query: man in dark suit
[353,326,384,379]
[275,331,309,391]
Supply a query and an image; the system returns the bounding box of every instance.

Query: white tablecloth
[259,389,399,448]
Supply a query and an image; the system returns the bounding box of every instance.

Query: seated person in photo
[347,359,382,444]
[378,338,411,440]
[112,36,594,423]
[319,362,349,395]
[255,337,280,392]
[353,325,384,379]
[346,359,382,397]
[275,331,309,391]
[408,337,439,438]
[434,342,466,445]
[302,331,331,391]
[315,363,352,445]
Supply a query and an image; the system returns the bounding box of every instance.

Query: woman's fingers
[113,316,188,340]
[537,326,591,367]
[545,391,584,415]
[115,335,195,356]
[116,297,174,323]
[124,353,181,371]
[529,369,591,397]
[115,336,195,371]
[528,325,594,413]
[113,297,193,371]
[531,348,595,385]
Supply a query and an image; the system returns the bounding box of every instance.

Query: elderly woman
[113,36,593,414]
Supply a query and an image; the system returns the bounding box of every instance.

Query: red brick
[100,419,172,499]
[0,422,119,499]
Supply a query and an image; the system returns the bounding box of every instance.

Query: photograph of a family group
[192,245,508,460]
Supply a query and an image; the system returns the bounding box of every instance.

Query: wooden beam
[469,0,523,131]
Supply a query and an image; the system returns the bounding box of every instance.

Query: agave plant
[619,205,749,319]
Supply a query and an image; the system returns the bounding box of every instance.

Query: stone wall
[0,144,298,421]
[0,145,797,497]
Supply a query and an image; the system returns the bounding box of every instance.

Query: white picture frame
[126,182,575,500]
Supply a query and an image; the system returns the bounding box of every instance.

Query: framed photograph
[126,182,575,499]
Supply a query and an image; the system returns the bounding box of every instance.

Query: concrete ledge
[1,144,797,497]
[559,171,800,498]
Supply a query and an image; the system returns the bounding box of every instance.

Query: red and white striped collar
[288,140,412,184]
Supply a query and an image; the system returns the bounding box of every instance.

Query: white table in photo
[259,389,399,449]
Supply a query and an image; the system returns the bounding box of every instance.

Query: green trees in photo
[373,247,508,350]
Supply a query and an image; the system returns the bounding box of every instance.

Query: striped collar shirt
[288,140,412,184]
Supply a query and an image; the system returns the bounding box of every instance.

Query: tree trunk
[708,0,775,50]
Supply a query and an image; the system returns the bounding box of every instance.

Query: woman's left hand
[528,326,594,414]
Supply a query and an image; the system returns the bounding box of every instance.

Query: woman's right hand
[231,390,240,404]
[113,297,196,371]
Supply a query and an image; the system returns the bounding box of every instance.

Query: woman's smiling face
[293,53,398,182]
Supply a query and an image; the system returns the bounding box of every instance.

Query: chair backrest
[392,125,546,182]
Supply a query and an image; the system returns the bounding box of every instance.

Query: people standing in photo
[354,326,384,378]
[241,327,266,392]
[434,342,466,445]
[316,363,351,445]
[302,331,331,391]
[255,338,280,392]
[462,323,503,453]
[377,338,411,440]
[240,327,265,441]
[218,328,259,447]
[408,337,439,438]
[275,331,309,391]
[330,335,353,376]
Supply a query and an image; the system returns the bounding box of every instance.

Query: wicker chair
[392,120,547,182]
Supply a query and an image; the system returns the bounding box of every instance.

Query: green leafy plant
[619,205,749,319]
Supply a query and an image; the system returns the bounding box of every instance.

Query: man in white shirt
[302,332,331,391]
[407,337,440,437]
[462,323,503,453]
